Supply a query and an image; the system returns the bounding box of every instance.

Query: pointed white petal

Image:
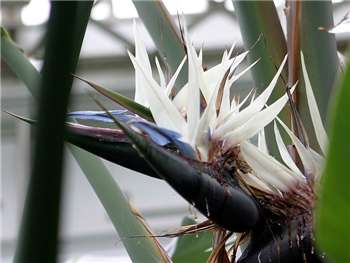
[230,59,260,83]
[215,55,287,137]
[223,85,295,149]
[194,73,224,159]
[227,43,236,58]
[128,51,187,134]
[221,50,228,63]
[198,47,203,65]
[258,128,268,154]
[187,40,210,103]
[187,44,201,143]
[229,51,249,75]
[231,96,238,111]
[217,76,233,123]
[166,56,187,97]
[277,118,316,177]
[274,122,303,177]
[231,90,253,116]
[133,21,152,106]
[231,89,254,113]
[240,141,302,192]
[155,57,166,89]
[301,52,328,154]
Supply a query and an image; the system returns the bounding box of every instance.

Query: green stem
[14,3,86,262]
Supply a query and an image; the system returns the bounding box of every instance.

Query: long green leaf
[133,0,187,90]
[316,54,350,263]
[1,15,165,263]
[232,0,289,155]
[14,3,87,262]
[300,1,339,149]
[232,0,287,100]
[74,75,154,122]
[1,27,40,97]
[172,217,212,263]
[69,145,168,262]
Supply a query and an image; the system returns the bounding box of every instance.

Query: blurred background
[1,0,349,262]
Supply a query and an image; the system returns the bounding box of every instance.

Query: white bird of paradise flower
[128,22,327,212]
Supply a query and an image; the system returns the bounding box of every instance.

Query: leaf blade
[316,55,350,263]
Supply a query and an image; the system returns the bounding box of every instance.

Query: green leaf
[14,3,91,262]
[74,75,154,122]
[232,0,289,155]
[172,217,212,263]
[316,55,350,263]
[1,20,166,263]
[69,145,169,263]
[1,27,40,98]
[133,0,187,91]
[299,1,339,149]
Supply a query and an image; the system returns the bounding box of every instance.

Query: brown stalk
[286,0,309,173]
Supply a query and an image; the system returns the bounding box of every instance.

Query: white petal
[194,72,223,159]
[240,141,301,192]
[166,56,187,97]
[301,52,328,154]
[277,117,316,177]
[187,44,201,143]
[231,89,254,113]
[227,43,236,58]
[215,55,287,138]
[258,128,268,154]
[155,57,166,89]
[229,59,260,83]
[217,78,231,123]
[223,85,295,149]
[236,89,254,110]
[221,50,228,63]
[231,96,238,111]
[274,121,303,177]
[133,21,152,106]
[198,47,203,65]
[128,51,187,135]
